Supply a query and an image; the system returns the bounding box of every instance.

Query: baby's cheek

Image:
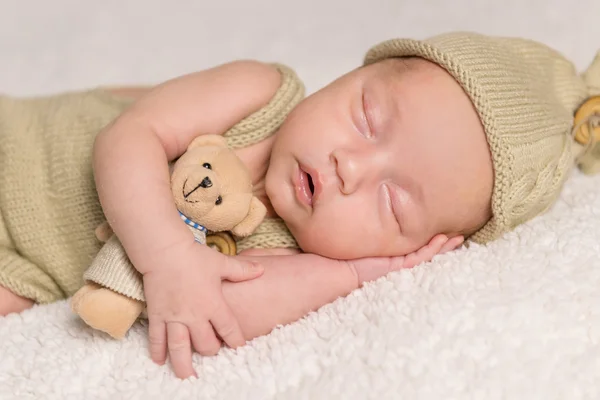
[293,224,376,260]
[290,209,368,258]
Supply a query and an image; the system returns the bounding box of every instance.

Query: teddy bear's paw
[71,283,144,339]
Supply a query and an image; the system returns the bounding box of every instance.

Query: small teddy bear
[70,134,266,339]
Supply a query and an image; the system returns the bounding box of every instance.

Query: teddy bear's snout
[199,176,212,188]
[182,174,218,201]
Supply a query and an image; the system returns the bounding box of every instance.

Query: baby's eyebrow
[383,74,406,129]
[372,81,400,137]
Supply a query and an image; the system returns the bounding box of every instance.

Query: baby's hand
[346,234,464,286]
[141,241,263,379]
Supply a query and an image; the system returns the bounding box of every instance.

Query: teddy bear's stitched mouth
[182,178,201,203]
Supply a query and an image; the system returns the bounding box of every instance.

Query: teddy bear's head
[170,135,266,237]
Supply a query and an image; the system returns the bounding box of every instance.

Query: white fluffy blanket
[2,1,600,399]
[1,171,599,399]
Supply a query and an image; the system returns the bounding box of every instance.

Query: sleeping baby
[0,31,599,379]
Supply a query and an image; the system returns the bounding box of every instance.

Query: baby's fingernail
[152,357,165,365]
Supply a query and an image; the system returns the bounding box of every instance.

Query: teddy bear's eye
[215,196,222,205]
[202,163,212,170]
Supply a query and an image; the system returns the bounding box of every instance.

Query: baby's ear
[187,134,228,151]
[230,197,267,237]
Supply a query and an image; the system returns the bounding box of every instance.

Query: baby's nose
[332,146,389,194]
[200,176,212,188]
[332,149,368,194]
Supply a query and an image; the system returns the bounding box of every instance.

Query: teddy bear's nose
[200,177,212,188]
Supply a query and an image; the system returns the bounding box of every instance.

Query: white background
[1,0,599,96]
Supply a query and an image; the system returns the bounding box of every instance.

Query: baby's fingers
[190,319,222,356]
[439,235,465,254]
[349,257,397,285]
[210,303,246,349]
[221,259,264,283]
[148,319,167,365]
[403,234,448,268]
[167,322,196,379]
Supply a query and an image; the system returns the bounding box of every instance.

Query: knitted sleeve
[222,63,305,149]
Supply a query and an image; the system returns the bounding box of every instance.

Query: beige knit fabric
[224,64,305,150]
[0,90,132,304]
[84,235,147,301]
[364,32,600,243]
[84,225,207,302]
[0,63,302,304]
[236,218,296,252]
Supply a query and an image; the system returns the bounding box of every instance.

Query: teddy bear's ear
[187,134,228,150]
[230,197,267,237]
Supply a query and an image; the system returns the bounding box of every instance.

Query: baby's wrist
[342,260,362,290]
[122,218,198,275]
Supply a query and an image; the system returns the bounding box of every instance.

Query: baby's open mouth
[296,165,316,207]
[307,173,314,195]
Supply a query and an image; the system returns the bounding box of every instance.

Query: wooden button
[573,95,600,145]
[206,232,237,255]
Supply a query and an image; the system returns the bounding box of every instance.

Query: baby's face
[266,57,494,259]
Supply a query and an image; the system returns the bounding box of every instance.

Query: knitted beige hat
[363,32,600,244]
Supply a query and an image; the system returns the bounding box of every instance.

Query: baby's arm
[94,61,281,269]
[224,235,461,341]
[223,253,355,340]
[93,61,283,377]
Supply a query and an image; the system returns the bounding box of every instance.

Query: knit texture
[83,235,147,302]
[224,63,305,150]
[0,90,132,304]
[0,63,303,304]
[83,224,207,302]
[364,32,600,243]
[236,218,297,252]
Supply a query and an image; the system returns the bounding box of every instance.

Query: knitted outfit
[364,32,600,243]
[0,64,303,304]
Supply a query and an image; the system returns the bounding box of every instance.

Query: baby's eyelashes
[360,91,374,139]
[382,183,404,234]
